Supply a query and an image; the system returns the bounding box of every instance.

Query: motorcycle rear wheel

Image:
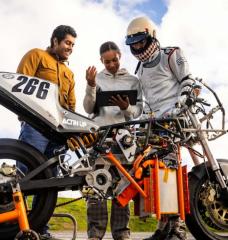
[186,160,228,240]
[0,138,58,240]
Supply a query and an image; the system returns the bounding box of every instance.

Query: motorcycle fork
[0,182,29,230]
[187,110,227,189]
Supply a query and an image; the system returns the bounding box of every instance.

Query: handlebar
[195,97,211,107]
[175,78,226,141]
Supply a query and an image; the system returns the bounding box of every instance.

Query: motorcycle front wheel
[186,160,228,240]
[0,138,58,240]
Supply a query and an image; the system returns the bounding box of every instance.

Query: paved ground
[52,231,196,240]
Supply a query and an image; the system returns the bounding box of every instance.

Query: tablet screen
[96,90,138,107]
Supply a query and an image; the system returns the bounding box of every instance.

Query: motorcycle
[0,72,227,240]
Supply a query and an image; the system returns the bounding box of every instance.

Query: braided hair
[99,41,120,55]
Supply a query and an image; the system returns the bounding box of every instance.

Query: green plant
[49,198,157,232]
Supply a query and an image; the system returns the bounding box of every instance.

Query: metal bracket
[51,213,77,240]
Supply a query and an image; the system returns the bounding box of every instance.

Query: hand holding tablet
[96,90,138,107]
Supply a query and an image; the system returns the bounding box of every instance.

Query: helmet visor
[125,31,149,45]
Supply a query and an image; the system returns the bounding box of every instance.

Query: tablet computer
[96,90,138,107]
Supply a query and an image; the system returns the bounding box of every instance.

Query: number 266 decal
[12,76,50,99]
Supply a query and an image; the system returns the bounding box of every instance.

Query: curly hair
[50,25,77,47]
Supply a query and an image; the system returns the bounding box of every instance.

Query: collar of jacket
[46,47,69,65]
[102,68,129,77]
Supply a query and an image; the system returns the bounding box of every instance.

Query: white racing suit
[138,47,193,117]
[83,68,143,240]
[138,47,194,240]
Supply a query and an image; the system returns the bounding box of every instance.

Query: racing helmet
[125,16,156,46]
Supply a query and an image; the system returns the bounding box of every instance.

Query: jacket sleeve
[68,74,76,111]
[122,77,143,120]
[83,84,97,114]
[17,48,41,75]
[168,48,195,96]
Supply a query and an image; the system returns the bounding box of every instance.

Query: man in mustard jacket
[17,25,76,111]
[17,25,77,239]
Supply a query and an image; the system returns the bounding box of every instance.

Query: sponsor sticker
[2,73,15,79]
[63,118,87,128]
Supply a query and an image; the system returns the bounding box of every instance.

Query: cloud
[160,0,228,83]
[0,0,138,138]
[158,0,228,159]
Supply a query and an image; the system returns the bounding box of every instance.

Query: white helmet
[125,16,156,45]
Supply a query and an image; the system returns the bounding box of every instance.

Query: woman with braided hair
[83,41,143,240]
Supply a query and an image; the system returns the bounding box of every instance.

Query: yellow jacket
[17,48,76,111]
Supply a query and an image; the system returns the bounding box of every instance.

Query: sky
[0,0,228,171]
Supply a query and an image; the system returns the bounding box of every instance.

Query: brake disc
[200,181,228,230]
[206,198,228,230]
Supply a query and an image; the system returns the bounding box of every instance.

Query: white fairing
[0,72,60,125]
[0,72,99,133]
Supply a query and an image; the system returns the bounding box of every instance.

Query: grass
[49,198,157,232]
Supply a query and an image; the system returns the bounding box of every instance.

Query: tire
[186,160,228,240]
[0,138,58,240]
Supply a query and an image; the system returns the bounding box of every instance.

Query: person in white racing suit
[125,16,195,240]
[83,41,143,240]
